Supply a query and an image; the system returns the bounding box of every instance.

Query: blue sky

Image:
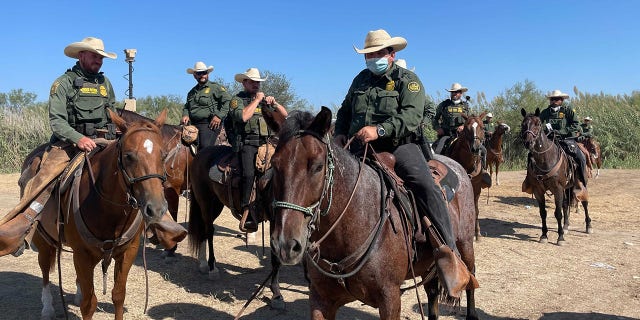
[1,1,638,110]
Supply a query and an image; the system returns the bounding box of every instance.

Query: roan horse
[187,141,284,308]
[20,109,170,319]
[442,112,490,240]
[485,121,511,186]
[520,108,592,245]
[269,108,479,319]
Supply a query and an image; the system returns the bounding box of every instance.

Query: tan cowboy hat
[353,29,407,54]
[64,37,117,59]
[395,59,415,71]
[546,89,570,99]
[584,116,593,121]
[234,68,268,82]
[187,61,214,74]
[447,83,468,93]
[486,112,493,118]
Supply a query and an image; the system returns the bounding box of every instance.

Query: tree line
[1,78,639,173]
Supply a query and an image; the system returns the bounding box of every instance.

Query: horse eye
[124,152,137,164]
[310,160,324,174]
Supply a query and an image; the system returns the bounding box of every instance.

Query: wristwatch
[376,124,386,137]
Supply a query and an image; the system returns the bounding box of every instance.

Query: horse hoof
[587,227,594,234]
[557,239,566,246]
[246,232,257,245]
[208,267,221,280]
[270,296,285,310]
[198,263,209,274]
[539,237,548,244]
[563,229,570,236]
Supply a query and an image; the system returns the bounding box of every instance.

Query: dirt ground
[0,169,639,320]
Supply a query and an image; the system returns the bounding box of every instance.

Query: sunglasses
[550,97,563,101]
[194,71,208,76]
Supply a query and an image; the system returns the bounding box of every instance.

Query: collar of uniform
[72,62,102,79]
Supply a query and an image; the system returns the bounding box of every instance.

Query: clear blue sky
[1,1,638,110]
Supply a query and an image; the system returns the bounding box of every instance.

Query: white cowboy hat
[395,59,415,71]
[486,112,493,118]
[64,37,117,59]
[234,68,268,82]
[447,83,468,93]
[546,89,570,99]
[354,29,407,54]
[584,116,593,121]
[187,61,214,74]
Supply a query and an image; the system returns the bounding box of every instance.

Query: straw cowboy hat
[64,37,117,59]
[584,116,593,121]
[354,29,407,54]
[546,89,570,99]
[486,112,493,118]
[234,68,268,82]
[447,83,468,93]
[187,61,214,74]
[395,59,415,71]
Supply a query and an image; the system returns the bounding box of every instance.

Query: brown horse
[442,112,489,240]
[269,108,478,319]
[485,121,511,186]
[187,143,285,309]
[583,138,602,178]
[520,108,592,245]
[29,109,170,319]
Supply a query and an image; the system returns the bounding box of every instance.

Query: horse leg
[206,225,220,280]
[73,250,100,319]
[112,235,141,320]
[535,192,549,243]
[457,240,479,320]
[425,279,440,320]
[269,251,285,309]
[309,288,339,320]
[495,163,500,186]
[555,192,566,245]
[583,200,592,234]
[34,232,56,319]
[377,288,402,319]
[161,187,180,258]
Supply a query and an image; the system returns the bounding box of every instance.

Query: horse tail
[187,191,207,257]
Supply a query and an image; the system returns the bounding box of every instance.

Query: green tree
[130,95,184,125]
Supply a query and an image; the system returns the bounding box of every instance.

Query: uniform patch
[50,81,60,96]
[230,99,238,109]
[99,85,107,97]
[559,112,564,118]
[386,80,395,91]
[205,88,210,94]
[407,81,420,92]
[80,87,98,94]
[220,86,227,92]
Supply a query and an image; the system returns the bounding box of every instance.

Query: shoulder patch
[220,86,227,92]
[407,81,420,93]
[50,81,60,96]
[230,99,238,109]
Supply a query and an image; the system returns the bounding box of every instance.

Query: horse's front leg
[425,279,440,320]
[534,192,549,243]
[73,249,101,319]
[309,287,339,320]
[554,191,566,245]
[269,251,285,309]
[34,232,57,319]
[495,163,500,186]
[112,234,141,320]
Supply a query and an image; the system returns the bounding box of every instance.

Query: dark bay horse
[31,109,170,319]
[520,108,591,245]
[269,108,479,319]
[187,143,284,308]
[485,122,511,186]
[442,112,489,240]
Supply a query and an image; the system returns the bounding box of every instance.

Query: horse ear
[108,108,128,133]
[535,108,540,116]
[520,108,527,118]
[262,107,285,134]
[479,111,486,120]
[307,106,332,136]
[154,108,168,127]
[461,113,469,121]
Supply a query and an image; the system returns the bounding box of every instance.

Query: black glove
[576,136,584,142]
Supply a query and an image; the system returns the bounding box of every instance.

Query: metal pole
[128,60,133,99]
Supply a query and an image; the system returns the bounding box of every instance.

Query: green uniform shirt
[183,81,231,124]
[580,123,593,138]
[227,91,275,147]
[539,104,581,139]
[432,99,470,135]
[48,62,116,144]
[483,119,495,136]
[334,63,426,139]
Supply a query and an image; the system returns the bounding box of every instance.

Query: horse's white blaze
[143,139,153,154]
[41,283,55,319]
[472,121,478,137]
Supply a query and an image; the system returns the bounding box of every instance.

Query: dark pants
[392,143,457,251]
[561,140,588,186]
[240,145,258,207]
[194,123,220,151]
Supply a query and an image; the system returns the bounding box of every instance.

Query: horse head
[495,121,511,137]
[269,107,333,265]
[520,107,546,150]
[109,108,169,224]
[461,112,486,153]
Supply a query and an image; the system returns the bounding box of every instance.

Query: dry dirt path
[0,170,639,319]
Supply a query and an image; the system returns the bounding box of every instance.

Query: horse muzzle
[271,236,306,265]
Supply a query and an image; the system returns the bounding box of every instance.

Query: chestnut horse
[520,108,591,245]
[30,109,169,319]
[485,122,511,186]
[269,108,478,319]
[187,143,284,308]
[583,138,602,178]
[442,113,489,240]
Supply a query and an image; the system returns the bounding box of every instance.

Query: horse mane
[277,110,316,144]
[118,108,178,137]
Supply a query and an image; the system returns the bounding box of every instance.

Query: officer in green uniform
[333,29,472,298]
[182,61,231,151]
[483,112,495,139]
[228,68,287,232]
[539,90,588,186]
[581,116,594,139]
[0,37,118,256]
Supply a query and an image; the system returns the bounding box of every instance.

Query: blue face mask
[366,57,389,75]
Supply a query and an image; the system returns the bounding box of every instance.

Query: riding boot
[239,206,258,233]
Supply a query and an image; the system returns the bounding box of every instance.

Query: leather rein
[523,126,565,181]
